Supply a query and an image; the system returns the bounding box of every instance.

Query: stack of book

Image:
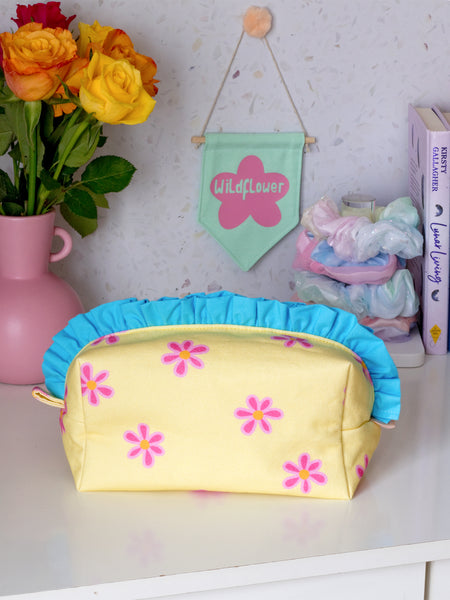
[408,104,450,354]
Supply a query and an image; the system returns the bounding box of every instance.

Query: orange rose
[95,29,158,97]
[0,23,78,101]
[52,57,89,117]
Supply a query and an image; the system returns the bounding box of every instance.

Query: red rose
[12,2,75,29]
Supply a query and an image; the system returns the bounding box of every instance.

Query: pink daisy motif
[123,424,165,468]
[352,353,373,384]
[271,335,313,348]
[59,400,67,434]
[161,340,209,377]
[91,334,120,346]
[283,453,328,493]
[356,454,369,478]
[80,362,115,406]
[234,395,284,435]
[59,386,68,433]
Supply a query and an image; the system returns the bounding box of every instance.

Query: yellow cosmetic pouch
[34,292,400,499]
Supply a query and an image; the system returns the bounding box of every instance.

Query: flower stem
[12,154,19,190]
[26,125,38,215]
[36,114,91,214]
[65,106,83,131]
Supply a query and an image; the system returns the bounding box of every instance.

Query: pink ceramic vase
[0,211,84,384]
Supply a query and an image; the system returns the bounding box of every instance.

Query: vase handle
[50,226,73,263]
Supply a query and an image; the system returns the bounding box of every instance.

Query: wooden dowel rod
[191,135,316,145]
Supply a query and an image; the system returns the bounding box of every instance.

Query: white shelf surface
[1,355,450,598]
[385,326,425,368]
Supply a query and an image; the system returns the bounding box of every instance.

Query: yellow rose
[0,23,78,101]
[79,51,155,125]
[77,20,114,58]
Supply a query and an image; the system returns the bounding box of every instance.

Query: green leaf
[8,142,21,162]
[47,111,76,147]
[40,103,56,142]
[4,104,28,164]
[37,169,63,209]
[64,187,97,219]
[59,165,78,187]
[0,114,14,155]
[4,101,45,175]
[2,201,24,215]
[0,169,18,202]
[24,101,41,141]
[97,135,107,148]
[81,156,136,194]
[92,192,109,208]
[55,120,101,169]
[60,202,98,237]
[42,188,65,209]
[0,82,18,103]
[39,169,62,191]
[77,184,109,208]
[18,169,27,202]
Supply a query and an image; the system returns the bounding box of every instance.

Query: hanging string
[192,6,315,149]
[263,37,309,139]
[197,29,245,144]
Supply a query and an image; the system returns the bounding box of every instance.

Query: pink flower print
[59,400,67,434]
[59,386,68,433]
[80,362,115,406]
[271,335,313,348]
[352,353,373,384]
[356,454,369,478]
[91,333,120,346]
[283,453,328,493]
[161,340,209,377]
[123,424,165,468]
[234,395,284,435]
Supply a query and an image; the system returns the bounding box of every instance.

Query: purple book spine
[408,104,449,354]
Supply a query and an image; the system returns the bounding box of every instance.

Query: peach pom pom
[243,6,272,38]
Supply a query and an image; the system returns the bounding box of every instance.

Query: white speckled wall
[2,0,449,308]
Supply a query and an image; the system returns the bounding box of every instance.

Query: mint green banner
[198,132,305,270]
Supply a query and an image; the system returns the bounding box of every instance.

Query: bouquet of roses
[0,2,158,235]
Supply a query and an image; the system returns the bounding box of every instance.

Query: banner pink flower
[80,362,115,406]
[161,340,209,377]
[210,155,289,229]
[123,423,165,468]
[234,395,283,435]
[283,453,328,493]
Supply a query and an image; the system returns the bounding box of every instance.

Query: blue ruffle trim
[42,291,400,423]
